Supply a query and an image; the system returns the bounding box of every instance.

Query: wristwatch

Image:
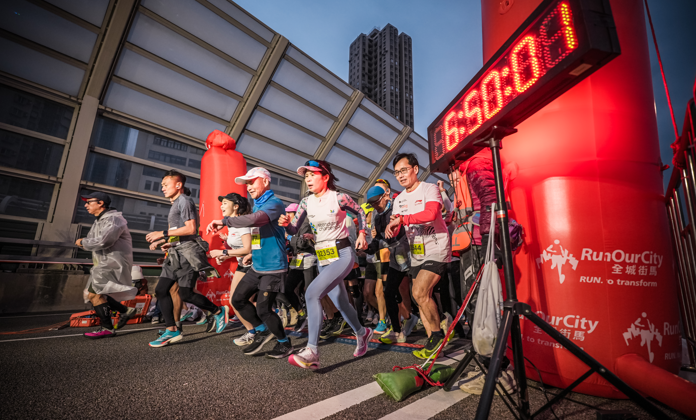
[222,249,229,256]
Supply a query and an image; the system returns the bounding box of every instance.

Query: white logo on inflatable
[536,240,579,284]
[623,312,663,363]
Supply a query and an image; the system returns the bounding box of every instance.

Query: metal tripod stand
[442,126,668,419]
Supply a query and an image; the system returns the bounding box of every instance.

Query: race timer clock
[427,0,620,173]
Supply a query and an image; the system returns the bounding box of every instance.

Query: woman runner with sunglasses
[279,160,373,370]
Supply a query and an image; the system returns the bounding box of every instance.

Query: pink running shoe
[288,347,319,370]
[354,327,373,357]
[84,327,116,339]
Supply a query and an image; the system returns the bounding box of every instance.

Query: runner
[365,186,418,345]
[146,170,229,348]
[285,203,317,332]
[361,204,382,326]
[280,160,373,370]
[208,192,257,346]
[206,167,292,358]
[77,191,137,338]
[386,153,452,359]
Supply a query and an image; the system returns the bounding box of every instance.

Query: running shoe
[84,327,116,339]
[195,313,208,325]
[402,314,419,337]
[230,315,240,323]
[288,347,319,370]
[294,315,307,332]
[214,306,230,333]
[380,328,406,344]
[242,329,273,355]
[374,319,388,334]
[149,329,183,348]
[412,332,446,359]
[114,308,136,330]
[440,313,453,334]
[459,365,517,395]
[150,315,160,324]
[205,313,217,333]
[354,327,374,357]
[234,331,256,346]
[277,307,288,328]
[322,316,346,338]
[288,308,299,327]
[266,338,293,359]
[320,317,333,336]
[366,309,375,325]
[180,310,194,323]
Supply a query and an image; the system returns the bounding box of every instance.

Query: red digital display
[428,0,619,173]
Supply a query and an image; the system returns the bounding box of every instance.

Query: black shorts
[343,267,359,281]
[160,255,197,288]
[364,262,381,280]
[240,268,285,293]
[380,262,389,276]
[409,260,449,279]
[237,264,250,273]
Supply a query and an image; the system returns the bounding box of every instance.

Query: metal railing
[665,98,696,371]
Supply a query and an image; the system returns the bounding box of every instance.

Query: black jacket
[366,202,405,255]
[289,218,315,256]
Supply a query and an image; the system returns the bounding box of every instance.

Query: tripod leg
[474,308,515,420]
[444,349,477,391]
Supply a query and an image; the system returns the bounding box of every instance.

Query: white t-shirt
[227,226,252,267]
[393,182,452,266]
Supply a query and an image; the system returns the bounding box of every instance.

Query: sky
[236,0,696,191]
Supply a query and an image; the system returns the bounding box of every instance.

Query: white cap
[235,167,271,185]
[131,265,144,280]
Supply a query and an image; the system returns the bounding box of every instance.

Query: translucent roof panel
[273,60,347,117]
[142,0,267,70]
[128,13,252,96]
[237,133,306,173]
[46,0,110,27]
[206,0,274,42]
[325,148,375,178]
[360,98,402,130]
[332,168,365,193]
[258,86,334,137]
[409,131,429,149]
[349,108,398,147]
[335,128,387,160]
[246,110,323,155]
[0,38,84,96]
[0,0,97,63]
[397,140,430,171]
[115,49,238,120]
[286,46,353,96]
[104,82,226,140]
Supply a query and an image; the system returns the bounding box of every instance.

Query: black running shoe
[320,318,333,335]
[266,338,293,359]
[205,313,217,333]
[115,308,136,330]
[322,316,346,339]
[242,329,273,355]
[293,314,307,332]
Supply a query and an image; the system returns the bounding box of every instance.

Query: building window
[0,84,74,140]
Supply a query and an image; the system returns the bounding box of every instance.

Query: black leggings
[385,268,407,333]
[156,277,218,328]
[232,280,286,340]
[285,267,317,311]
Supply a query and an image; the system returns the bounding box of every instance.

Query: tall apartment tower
[349,24,414,128]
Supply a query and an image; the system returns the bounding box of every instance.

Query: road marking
[272,348,472,420]
[378,389,471,420]
[0,313,73,319]
[272,382,383,420]
[0,326,161,343]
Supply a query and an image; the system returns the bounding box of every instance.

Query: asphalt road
[0,313,688,420]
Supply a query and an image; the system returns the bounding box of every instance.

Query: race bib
[316,241,339,266]
[411,236,425,260]
[290,254,304,268]
[251,227,261,250]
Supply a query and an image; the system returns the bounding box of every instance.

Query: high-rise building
[349,24,414,128]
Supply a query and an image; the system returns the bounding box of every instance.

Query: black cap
[218,193,236,202]
[81,191,111,207]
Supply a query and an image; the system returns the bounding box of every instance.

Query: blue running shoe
[180,310,193,322]
[149,329,182,348]
[215,306,229,334]
[374,320,388,334]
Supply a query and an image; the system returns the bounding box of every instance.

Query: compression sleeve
[337,192,366,232]
[223,211,271,228]
[402,201,441,226]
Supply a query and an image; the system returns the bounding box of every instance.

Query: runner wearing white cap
[206,167,292,358]
[279,160,373,370]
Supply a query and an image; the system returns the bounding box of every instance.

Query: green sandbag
[425,363,455,383]
[374,369,424,402]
